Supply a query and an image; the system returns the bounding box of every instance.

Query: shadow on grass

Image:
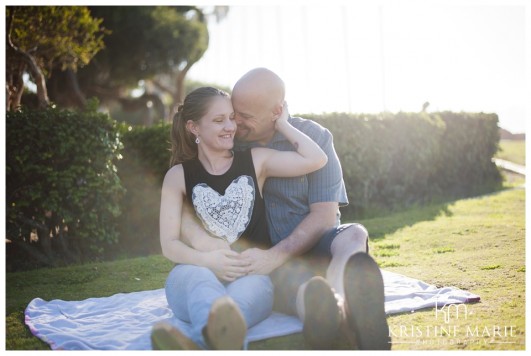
[350,185,516,243]
[352,201,453,243]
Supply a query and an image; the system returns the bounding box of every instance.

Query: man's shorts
[310,223,361,257]
[270,223,366,315]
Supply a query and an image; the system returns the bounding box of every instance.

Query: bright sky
[188,0,529,134]
[2,0,528,133]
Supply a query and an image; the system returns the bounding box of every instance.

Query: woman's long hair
[170,87,230,167]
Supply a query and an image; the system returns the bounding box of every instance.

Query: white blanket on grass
[24,270,480,350]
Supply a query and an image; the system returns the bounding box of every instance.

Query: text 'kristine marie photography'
[388,301,520,347]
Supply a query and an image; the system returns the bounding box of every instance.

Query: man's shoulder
[289,116,328,135]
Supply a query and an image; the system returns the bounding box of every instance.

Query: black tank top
[182,150,271,250]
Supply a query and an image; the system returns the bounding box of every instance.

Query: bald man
[229,68,390,350]
[178,68,390,350]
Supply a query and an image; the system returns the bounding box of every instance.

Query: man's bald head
[233,68,285,107]
[232,68,287,144]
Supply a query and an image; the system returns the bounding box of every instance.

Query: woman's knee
[229,274,274,300]
[164,265,220,319]
[228,275,274,327]
[247,275,274,295]
[166,265,216,290]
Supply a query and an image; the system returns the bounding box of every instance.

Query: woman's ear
[186,120,198,135]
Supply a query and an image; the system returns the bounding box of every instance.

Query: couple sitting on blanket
[154,68,391,350]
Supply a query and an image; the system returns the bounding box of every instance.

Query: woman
[155,87,327,350]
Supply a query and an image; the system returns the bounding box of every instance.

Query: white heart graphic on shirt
[192,175,255,244]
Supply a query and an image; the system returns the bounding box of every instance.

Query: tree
[50,6,210,122]
[6,6,106,111]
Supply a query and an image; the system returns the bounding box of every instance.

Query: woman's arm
[180,202,231,252]
[254,103,328,180]
[159,165,208,265]
[159,166,249,281]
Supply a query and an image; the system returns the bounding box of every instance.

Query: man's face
[232,94,276,145]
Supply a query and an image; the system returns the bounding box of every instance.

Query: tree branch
[168,61,195,121]
[150,78,176,97]
[65,68,86,107]
[6,7,49,109]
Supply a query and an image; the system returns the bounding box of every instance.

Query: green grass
[480,264,502,270]
[495,139,526,166]
[5,185,525,350]
[366,187,525,350]
[433,247,455,254]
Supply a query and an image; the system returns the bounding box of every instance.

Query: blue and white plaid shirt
[236,116,349,245]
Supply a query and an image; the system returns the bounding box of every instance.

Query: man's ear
[271,101,284,119]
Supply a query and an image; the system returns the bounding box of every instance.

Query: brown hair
[170,87,230,167]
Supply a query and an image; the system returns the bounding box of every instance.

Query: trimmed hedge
[114,111,502,257]
[6,109,502,269]
[308,111,502,216]
[113,123,171,257]
[435,111,502,197]
[308,112,446,215]
[6,105,124,270]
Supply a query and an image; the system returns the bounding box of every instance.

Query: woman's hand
[274,101,289,130]
[252,99,327,180]
[202,249,251,282]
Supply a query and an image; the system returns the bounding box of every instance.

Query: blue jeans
[165,264,274,349]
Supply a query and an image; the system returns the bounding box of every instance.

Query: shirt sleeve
[306,125,349,206]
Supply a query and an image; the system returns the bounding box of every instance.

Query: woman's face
[189,96,236,151]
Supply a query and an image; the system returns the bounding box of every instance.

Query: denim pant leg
[165,264,227,348]
[226,274,274,329]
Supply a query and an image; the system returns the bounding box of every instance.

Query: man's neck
[256,130,276,146]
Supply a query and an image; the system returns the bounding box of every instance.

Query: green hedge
[435,111,502,197]
[6,105,124,270]
[6,109,502,269]
[113,123,171,257]
[308,112,446,215]
[308,111,502,216]
[115,111,502,257]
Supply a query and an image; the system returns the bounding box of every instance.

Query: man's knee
[331,223,369,255]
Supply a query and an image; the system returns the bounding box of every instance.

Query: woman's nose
[224,118,236,131]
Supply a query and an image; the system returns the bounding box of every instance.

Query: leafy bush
[309,112,444,213]
[435,111,502,197]
[115,111,502,256]
[7,109,502,269]
[307,111,502,216]
[6,104,124,270]
[114,123,171,257]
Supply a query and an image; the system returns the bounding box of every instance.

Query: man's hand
[203,249,251,282]
[240,248,283,275]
